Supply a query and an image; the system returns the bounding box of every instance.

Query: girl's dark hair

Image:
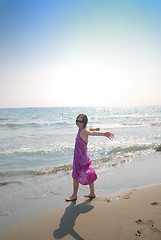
[77,114,88,127]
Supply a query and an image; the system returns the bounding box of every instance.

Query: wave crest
[0,122,39,128]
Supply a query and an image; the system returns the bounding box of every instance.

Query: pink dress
[72,128,97,185]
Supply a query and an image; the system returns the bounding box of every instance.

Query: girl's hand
[104,132,114,139]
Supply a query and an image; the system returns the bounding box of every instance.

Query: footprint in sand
[135,219,154,226]
[135,219,161,238]
[135,229,142,237]
[123,189,135,200]
[123,191,132,200]
[151,201,161,206]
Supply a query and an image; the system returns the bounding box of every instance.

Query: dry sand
[0,184,161,240]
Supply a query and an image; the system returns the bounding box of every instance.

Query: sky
[0,0,161,108]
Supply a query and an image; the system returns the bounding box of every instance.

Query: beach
[0,106,161,239]
[1,0,161,236]
[0,183,161,240]
[0,151,161,240]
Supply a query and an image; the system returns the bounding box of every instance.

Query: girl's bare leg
[84,183,96,198]
[65,177,79,201]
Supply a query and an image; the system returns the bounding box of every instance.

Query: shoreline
[0,151,161,225]
[0,183,161,240]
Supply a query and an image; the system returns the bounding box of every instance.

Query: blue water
[1,106,161,176]
[0,106,161,216]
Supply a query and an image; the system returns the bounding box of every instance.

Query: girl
[65,114,114,201]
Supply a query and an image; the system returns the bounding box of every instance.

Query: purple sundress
[72,128,97,185]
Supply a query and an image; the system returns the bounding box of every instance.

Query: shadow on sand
[53,198,94,240]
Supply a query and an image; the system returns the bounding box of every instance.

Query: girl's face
[76,117,84,128]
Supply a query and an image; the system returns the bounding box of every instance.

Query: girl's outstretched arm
[80,128,114,142]
[87,129,114,140]
[89,128,100,131]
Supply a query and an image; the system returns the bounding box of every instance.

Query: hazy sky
[1,0,161,108]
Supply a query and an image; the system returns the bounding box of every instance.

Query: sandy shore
[0,184,161,240]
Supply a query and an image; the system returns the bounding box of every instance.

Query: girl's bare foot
[65,195,77,201]
[84,194,96,198]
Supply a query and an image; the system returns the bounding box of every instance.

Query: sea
[0,106,161,218]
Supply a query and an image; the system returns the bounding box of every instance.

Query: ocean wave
[100,123,149,129]
[0,144,156,178]
[0,145,73,156]
[32,164,72,175]
[0,118,8,121]
[108,144,154,155]
[92,114,158,120]
[1,120,160,130]
[0,122,39,128]
[55,122,72,125]
[0,164,73,177]
[98,121,161,129]
[0,141,156,158]
[0,121,73,129]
